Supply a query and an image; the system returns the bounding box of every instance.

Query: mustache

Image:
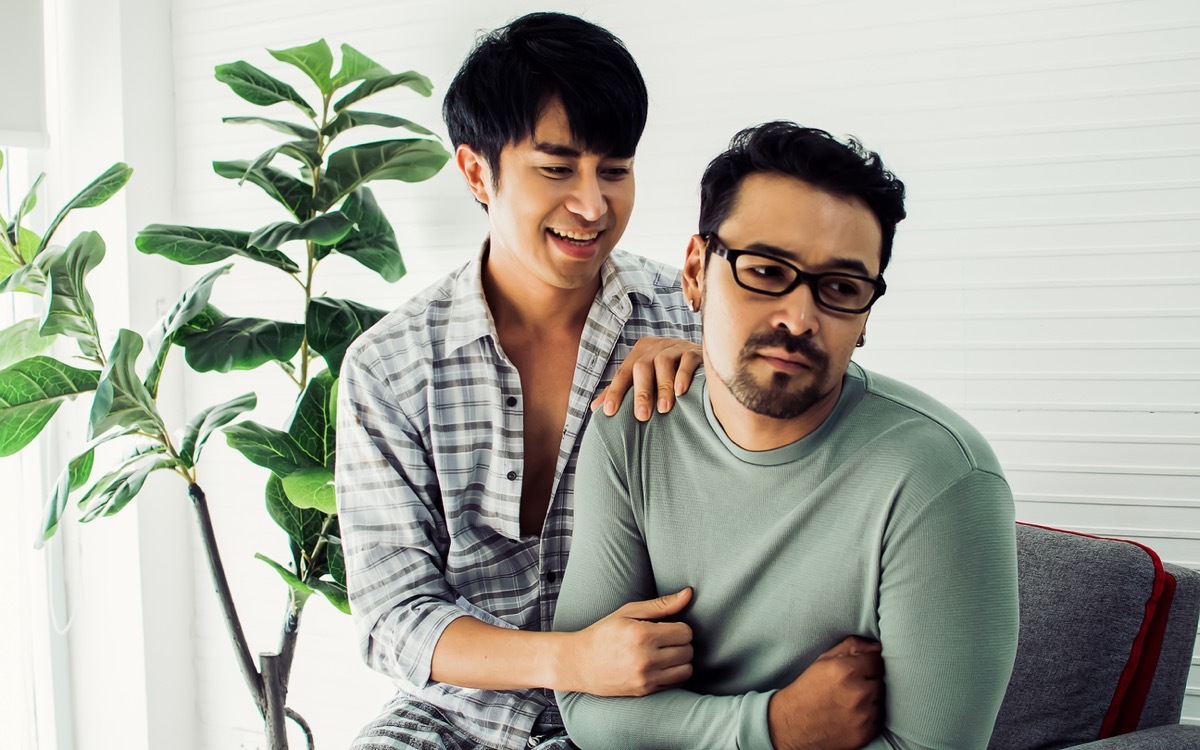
[741,329,829,368]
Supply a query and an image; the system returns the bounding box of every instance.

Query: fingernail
[604,401,617,416]
[657,397,668,413]
[636,405,649,420]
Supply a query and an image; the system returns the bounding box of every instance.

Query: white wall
[66,0,1200,747]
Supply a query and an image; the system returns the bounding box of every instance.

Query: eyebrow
[532,141,583,158]
[742,242,874,277]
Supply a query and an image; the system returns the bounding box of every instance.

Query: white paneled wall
[156,0,1200,746]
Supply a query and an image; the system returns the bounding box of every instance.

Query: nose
[565,171,607,223]
[772,280,820,337]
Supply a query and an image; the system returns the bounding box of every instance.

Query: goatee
[721,329,831,420]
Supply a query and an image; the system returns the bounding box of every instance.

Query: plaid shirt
[336,247,701,750]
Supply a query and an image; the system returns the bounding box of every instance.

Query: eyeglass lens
[732,254,875,310]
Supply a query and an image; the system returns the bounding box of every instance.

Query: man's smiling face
[467,97,635,292]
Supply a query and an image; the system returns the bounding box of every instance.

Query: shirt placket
[537,289,631,636]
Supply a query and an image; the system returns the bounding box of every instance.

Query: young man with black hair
[336,13,704,749]
[555,122,1020,750]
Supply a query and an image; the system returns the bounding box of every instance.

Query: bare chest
[503,335,580,537]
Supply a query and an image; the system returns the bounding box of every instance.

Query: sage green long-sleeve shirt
[554,363,1019,749]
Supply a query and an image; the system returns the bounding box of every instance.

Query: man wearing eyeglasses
[554,122,1020,750]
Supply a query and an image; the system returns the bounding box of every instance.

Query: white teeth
[550,228,599,241]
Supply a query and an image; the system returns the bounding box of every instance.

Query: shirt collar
[444,239,660,355]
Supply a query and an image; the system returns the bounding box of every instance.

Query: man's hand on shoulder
[768,636,884,750]
[557,588,695,696]
[591,337,703,421]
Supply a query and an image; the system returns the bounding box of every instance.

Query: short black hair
[699,122,907,274]
[443,12,648,185]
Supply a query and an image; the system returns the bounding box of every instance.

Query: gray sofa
[988,523,1200,749]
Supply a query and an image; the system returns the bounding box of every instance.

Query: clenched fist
[768,636,884,750]
[558,588,696,696]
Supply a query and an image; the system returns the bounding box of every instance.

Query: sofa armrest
[1069,724,1200,749]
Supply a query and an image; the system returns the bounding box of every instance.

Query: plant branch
[261,652,289,750]
[188,483,266,716]
[305,514,336,571]
[286,708,315,750]
[276,591,306,694]
[277,360,301,388]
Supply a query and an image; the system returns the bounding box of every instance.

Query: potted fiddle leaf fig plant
[1,39,449,750]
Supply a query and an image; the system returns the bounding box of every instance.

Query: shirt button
[506,470,518,481]
[506,396,518,407]
[545,570,558,583]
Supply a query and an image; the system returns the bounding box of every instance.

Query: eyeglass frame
[703,234,887,314]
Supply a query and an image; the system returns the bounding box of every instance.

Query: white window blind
[1,0,47,146]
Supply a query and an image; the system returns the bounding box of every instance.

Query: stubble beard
[717,330,833,420]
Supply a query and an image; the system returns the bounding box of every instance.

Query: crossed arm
[553,425,1020,750]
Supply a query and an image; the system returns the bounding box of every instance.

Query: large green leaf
[35,163,133,258]
[325,533,345,586]
[212,160,313,220]
[39,427,137,545]
[269,39,334,95]
[177,316,304,373]
[255,552,314,605]
[333,71,433,112]
[323,187,403,279]
[89,330,164,439]
[0,253,20,285]
[243,140,322,180]
[222,116,318,140]
[319,139,449,209]
[331,44,389,89]
[38,231,105,360]
[214,61,316,118]
[0,263,46,295]
[0,318,55,370]
[40,449,93,544]
[0,356,100,457]
[306,296,387,374]
[136,224,299,273]
[265,473,324,552]
[179,392,256,469]
[249,212,354,252]
[309,578,350,614]
[14,173,44,227]
[321,111,436,140]
[287,368,336,469]
[145,264,233,396]
[78,447,179,522]
[281,467,335,515]
[224,421,319,476]
[273,141,322,172]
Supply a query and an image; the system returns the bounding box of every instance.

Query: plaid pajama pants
[351,699,577,750]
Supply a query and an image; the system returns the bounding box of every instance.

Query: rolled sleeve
[336,346,468,688]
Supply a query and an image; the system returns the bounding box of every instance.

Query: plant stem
[276,590,306,695]
[188,483,266,716]
[286,708,315,750]
[305,514,336,570]
[261,652,289,750]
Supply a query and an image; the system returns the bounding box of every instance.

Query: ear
[682,234,707,312]
[455,144,493,206]
[857,311,871,347]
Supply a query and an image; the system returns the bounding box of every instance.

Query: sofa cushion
[988,523,1173,750]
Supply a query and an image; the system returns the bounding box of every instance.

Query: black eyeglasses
[705,235,886,314]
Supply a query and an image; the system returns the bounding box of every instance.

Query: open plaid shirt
[336,247,701,750]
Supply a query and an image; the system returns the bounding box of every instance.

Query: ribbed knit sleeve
[873,469,1019,749]
[554,418,776,750]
